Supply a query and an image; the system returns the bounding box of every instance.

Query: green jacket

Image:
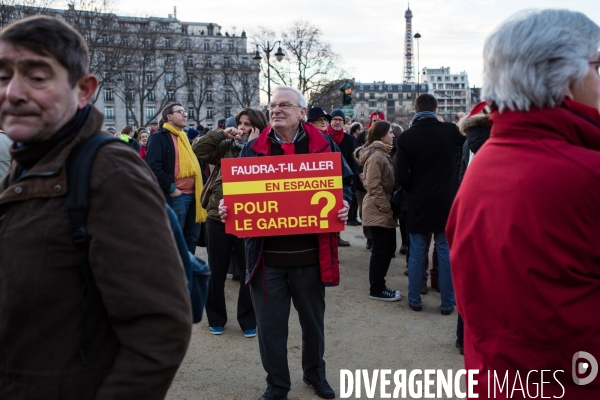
[192,130,241,221]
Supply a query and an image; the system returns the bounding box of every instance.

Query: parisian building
[0,5,260,130]
[353,81,429,125]
[422,67,470,121]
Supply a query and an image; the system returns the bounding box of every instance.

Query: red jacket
[447,100,600,398]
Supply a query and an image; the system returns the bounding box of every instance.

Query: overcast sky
[94,0,599,88]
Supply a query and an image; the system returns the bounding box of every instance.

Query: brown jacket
[354,141,397,229]
[0,107,192,399]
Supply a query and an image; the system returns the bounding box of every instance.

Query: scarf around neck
[409,111,438,127]
[163,122,206,223]
[10,105,90,170]
[327,125,345,146]
[269,127,304,155]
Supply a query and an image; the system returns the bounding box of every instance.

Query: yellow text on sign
[223,176,342,195]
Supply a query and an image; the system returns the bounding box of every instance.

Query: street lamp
[413,32,421,97]
[253,41,285,104]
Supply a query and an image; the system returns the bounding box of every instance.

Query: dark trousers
[399,213,408,246]
[457,313,464,345]
[250,264,326,397]
[348,193,358,221]
[205,218,256,330]
[368,226,397,294]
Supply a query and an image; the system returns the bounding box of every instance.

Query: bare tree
[0,0,58,28]
[226,41,260,108]
[251,21,346,102]
[185,47,221,126]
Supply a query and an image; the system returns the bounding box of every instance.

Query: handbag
[200,162,220,209]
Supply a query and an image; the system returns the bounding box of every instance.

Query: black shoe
[399,245,408,255]
[409,303,422,311]
[404,269,408,276]
[366,240,372,250]
[259,392,287,400]
[431,281,440,292]
[338,238,350,247]
[347,219,358,226]
[303,377,335,399]
[455,339,464,355]
[420,283,428,295]
[356,219,362,225]
[441,306,455,315]
[231,275,240,281]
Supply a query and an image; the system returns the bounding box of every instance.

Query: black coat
[395,119,465,234]
[145,128,175,205]
[354,129,368,192]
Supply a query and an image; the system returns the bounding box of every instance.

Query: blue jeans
[171,193,201,254]
[408,232,454,310]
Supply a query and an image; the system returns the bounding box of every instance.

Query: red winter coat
[447,100,600,399]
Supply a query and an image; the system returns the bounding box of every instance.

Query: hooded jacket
[0,107,192,399]
[354,141,396,229]
[447,99,600,398]
[458,113,492,181]
[239,122,352,287]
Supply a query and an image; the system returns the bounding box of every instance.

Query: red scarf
[327,125,345,146]
[281,143,295,155]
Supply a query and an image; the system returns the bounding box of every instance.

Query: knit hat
[187,128,201,142]
[225,117,237,129]
[330,109,346,120]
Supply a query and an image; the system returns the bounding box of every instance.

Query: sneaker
[370,288,401,302]
[338,238,350,247]
[385,286,401,296]
[209,326,223,335]
[243,328,257,338]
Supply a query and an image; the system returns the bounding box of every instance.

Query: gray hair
[482,9,600,112]
[272,85,308,108]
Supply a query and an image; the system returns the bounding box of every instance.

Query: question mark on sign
[310,191,336,229]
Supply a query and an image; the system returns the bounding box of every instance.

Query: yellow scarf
[163,122,207,223]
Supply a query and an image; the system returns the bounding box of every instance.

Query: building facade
[422,67,470,121]
[0,5,260,130]
[353,81,429,126]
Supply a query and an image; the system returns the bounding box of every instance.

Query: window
[187,91,194,102]
[206,58,212,68]
[184,39,191,51]
[445,76,450,81]
[144,38,151,48]
[165,73,174,85]
[216,41,222,51]
[165,54,175,64]
[103,88,114,102]
[368,101,376,107]
[145,72,154,84]
[360,110,365,116]
[378,85,383,91]
[359,85,363,91]
[398,93,403,99]
[125,71,133,83]
[204,41,210,51]
[188,108,195,120]
[126,90,135,101]
[100,34,108,44]
[224,92,231,103]
[241,57,248,65]
[144,55,153,65]
[224,74,230,85]
[224,57,231,68]
[387,93,393,100]
[146,107,155,121]
[387,100,395,107]
[359,93,364,99]
[126,107,135,120]
[228,40,234,52]
[378,93,383,99]
[120,37,129,47]
[206,91,213,102]
[167,90,175,101]
[369,85,374,91]
[224,107,231,118]
[206,108,213,119]
[206,74,212,86]
[147,90,156,102]
[164,37,171,48]
[369,93,374,99]
[187,75,194,85]
[207,26,214,35]
[104,107,114,120]
[187,55,194,67]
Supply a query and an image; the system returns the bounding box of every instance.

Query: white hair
[272,85,308,108]
[483,9,600,112]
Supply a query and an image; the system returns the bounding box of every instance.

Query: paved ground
[167,224,464,400]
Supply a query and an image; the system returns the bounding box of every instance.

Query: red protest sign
[222,153,344,237]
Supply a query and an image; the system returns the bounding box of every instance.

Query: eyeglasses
[312,118,329,124]
[331,118,344,123]
[171,109,188,116]
[267,102,300,111]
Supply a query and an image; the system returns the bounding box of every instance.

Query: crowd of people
[0,7,599,400]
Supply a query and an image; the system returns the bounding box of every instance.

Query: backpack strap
[64,134,125,367]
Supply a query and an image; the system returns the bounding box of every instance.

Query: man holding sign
[219,86,350,400]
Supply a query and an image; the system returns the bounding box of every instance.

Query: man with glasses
[219,86,351,400]
[306,107,331,133]
[146,102,206,253]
